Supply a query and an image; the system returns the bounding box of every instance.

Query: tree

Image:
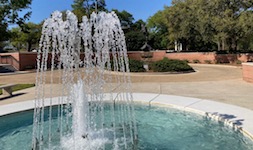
[112,9,146,51]
[197,0,253,51]
[147,10,169,49]
[10,22,41,51]
[162,0,253,51]
[0,0,32,43]
[10,27,23,50]
[125,31,146,50]
[164,1,209,50]
[71,0,106,21]
[237,11,253,50]
[125,20,147,51]
[112,9,134,29]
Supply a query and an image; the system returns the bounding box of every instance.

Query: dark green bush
[151,58,194,72]
[204,60,212,64]
[109,59,146,72]
[193,59,200,63]
[183,59,190,63]
[129,59,146,72]
[235,60,242,64]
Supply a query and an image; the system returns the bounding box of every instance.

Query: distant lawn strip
[0,84,35,95]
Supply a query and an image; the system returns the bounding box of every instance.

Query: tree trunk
[217,41,221,51]
[232,37,237,51]
[27,42,32,52]
[222,39,225,51]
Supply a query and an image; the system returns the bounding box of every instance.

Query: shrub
[151,58,194,72]
[204,60,212,64]
[183,59,190,63]
[235,60,242,64]
[129,59,146,72]
[215,60,222,64]
[107,59,145,72]
[193,59,200,63]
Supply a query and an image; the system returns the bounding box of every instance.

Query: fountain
[1,6,253,150]
[32,10,137,149]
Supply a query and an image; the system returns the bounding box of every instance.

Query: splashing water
[33,10,137,150]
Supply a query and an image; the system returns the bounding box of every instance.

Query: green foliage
[215,60,222,64]
[182,59,189,63]
[152,58,194,72]
[235,60,242,65]
[112,9,149,51]
[107,9,154,51]
[107,59,145,72]
[164,1,215,51]
[148,0,253,51]
[10,22,42,51]
[132,20,146,30]
[0,0,32,42]
[125,31,146,51]
[147,10,170,49]
[0,84,35,95]
[204,60,212,64]
[112,9,134,28]
[193,59,200,63]
[148,32,169,50]
[129,59,146,72]
[71,0,106,21]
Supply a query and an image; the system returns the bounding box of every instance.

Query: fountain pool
[2,8,253,150]
[1,102,253,150]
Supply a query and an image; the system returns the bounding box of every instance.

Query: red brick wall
[152,51,166,61]
[127,51,253,64]
[242,63,253,83]
[127,51,142,61]
[19,53,38,70]
[2,51,253,71]
[0,52,20,70]
[0,52,20,60]
[165,52,216,63]
[127,51,216,63]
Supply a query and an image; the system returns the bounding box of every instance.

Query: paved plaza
[0,64,253,110]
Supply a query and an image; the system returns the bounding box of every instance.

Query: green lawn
[0,84,35,95]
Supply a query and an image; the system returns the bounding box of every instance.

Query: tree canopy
[112,9,134,28]
[71,0,106,21]
[11,22,41,51]
[6,0,253,52]
[113,9,147,50]
[147,10,169,49]
[147,0,253,51]
[0,0,32,42]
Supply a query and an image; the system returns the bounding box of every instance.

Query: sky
[26,0,172,23]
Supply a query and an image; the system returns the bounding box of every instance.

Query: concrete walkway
[0,64,253,110]
[1,64,253,140]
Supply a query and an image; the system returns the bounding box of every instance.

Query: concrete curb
[0,93,252,141]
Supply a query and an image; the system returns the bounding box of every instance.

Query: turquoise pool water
[1,104,253,150]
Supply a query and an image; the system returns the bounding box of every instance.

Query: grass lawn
[0,84,35,95]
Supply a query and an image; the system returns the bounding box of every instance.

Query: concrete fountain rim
[0,92,253,141]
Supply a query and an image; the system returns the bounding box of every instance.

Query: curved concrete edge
[190,63,241,68]
[242,62,253,66]
[0,93,252,140]
[134,93,253,141]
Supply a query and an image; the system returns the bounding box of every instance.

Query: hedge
[151,58,194,72]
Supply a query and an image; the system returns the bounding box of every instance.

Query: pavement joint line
[148,93,160,107]
[110,84,121,92]
[184,99,204,108]
[148,84,162,107]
